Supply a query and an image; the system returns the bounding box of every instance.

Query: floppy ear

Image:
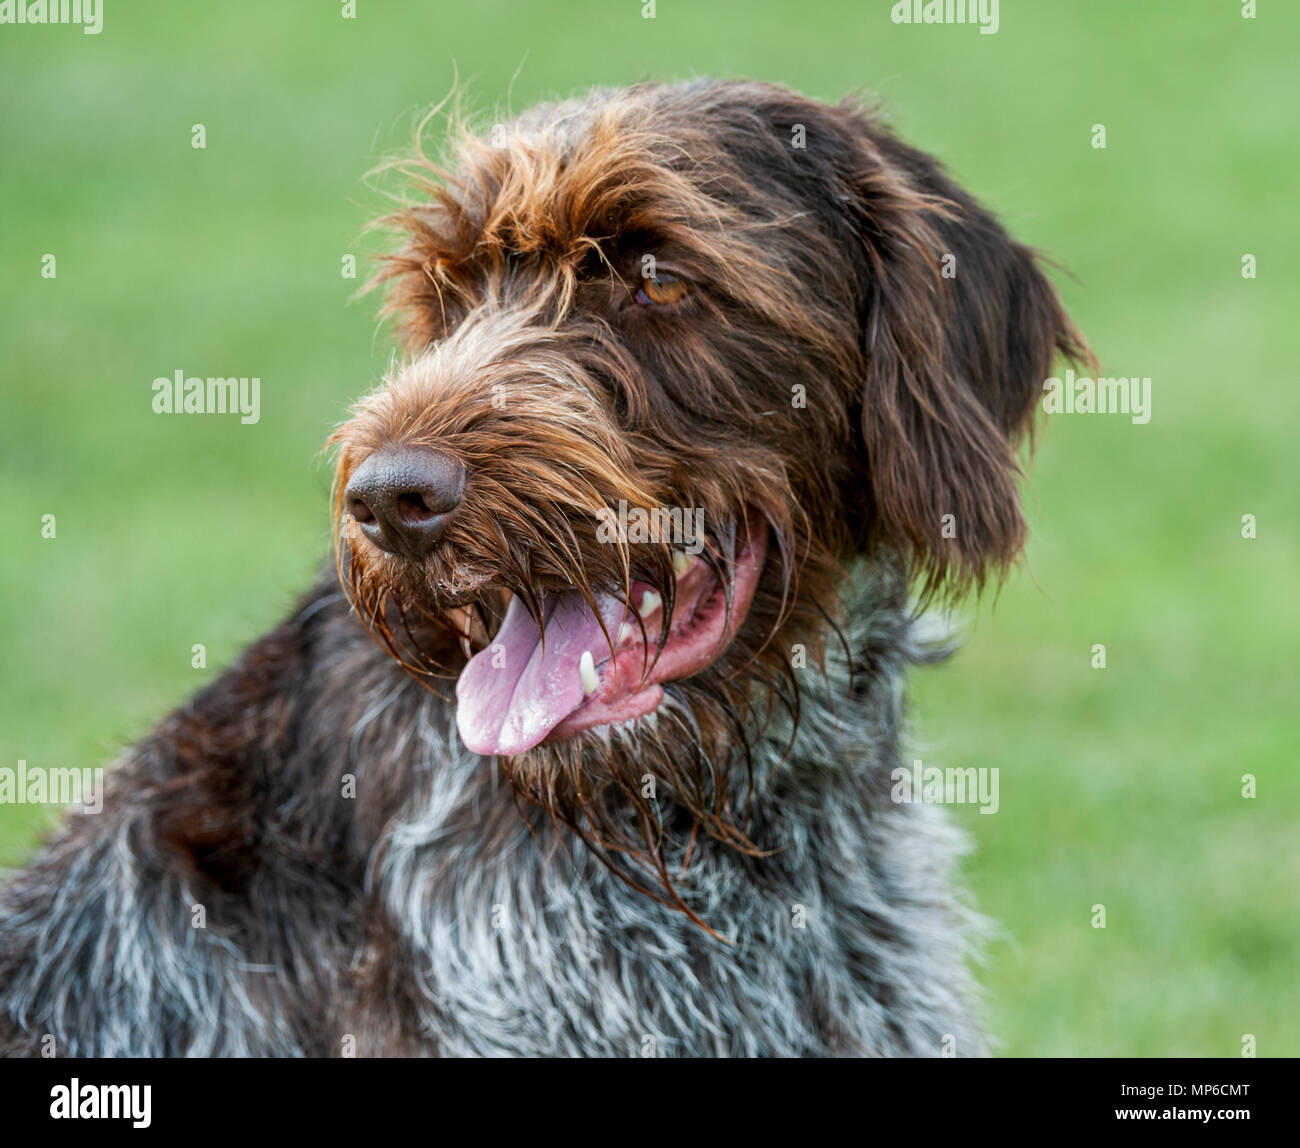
[836,105,1092,599]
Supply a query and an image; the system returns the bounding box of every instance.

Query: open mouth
[454,514,768,756]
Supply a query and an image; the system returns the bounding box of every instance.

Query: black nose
[344,446,465,559]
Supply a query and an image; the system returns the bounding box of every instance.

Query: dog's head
[330,80,1088,902]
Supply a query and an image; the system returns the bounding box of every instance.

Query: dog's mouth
[455,513,768,756]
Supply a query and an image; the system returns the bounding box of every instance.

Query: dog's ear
[829,103,1092,599]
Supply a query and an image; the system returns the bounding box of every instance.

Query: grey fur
[0,557,986,1058]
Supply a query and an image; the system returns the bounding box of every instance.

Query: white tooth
[638,589,662,618]
[617,620,634,645]
[672,550,692,577]
[579,649,600,696]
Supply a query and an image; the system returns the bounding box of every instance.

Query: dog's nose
[344,446,465,559]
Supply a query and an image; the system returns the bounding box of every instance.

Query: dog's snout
[344,446,465,559]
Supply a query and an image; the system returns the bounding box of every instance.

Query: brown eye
[635,273,688,306]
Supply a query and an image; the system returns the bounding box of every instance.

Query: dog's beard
[497,679,767,929]
[343,558,791,930]
[337,494,815,928]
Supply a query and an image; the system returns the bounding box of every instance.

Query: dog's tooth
[447,606,475,659]
[638,589,662,618]
[579,650,600,696]
[617,620,634,646]
[672,550,692,577]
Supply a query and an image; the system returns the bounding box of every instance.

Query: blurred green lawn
[1,1,1296,1056]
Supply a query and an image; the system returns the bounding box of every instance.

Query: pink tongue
[455,591,626,756]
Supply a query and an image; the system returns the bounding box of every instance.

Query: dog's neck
[355,558,985,1056]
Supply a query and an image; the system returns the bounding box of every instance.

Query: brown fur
[329,80,1091,916]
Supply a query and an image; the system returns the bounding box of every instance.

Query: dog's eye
[634,273,688,306]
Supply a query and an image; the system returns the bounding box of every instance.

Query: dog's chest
[381,817,857,1057]
[370,745,974,1057]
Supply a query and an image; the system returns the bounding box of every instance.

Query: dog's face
[330,81,1086,895]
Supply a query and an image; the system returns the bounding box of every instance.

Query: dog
[0,80,1089,1057]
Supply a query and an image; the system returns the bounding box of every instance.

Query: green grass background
[1,1,1295,1056]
